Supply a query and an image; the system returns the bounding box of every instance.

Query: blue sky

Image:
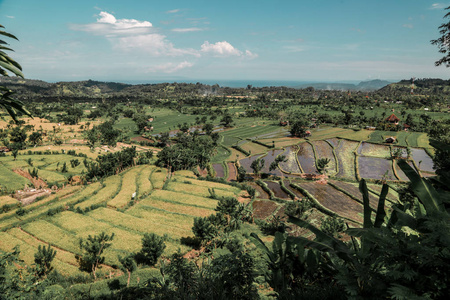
[1,0,449,82]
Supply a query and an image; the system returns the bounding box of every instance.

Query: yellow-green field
[0,164,242,275]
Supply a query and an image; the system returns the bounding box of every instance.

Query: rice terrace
[1,2,450,299]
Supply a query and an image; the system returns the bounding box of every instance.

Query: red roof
[385,113,400,122]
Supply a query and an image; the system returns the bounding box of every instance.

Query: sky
[1,0,449,83]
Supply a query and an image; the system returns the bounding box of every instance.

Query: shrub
[135,233,166,266]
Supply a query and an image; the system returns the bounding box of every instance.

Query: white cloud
[97,11,152,29]
[245,50,258,59]
[167,9,180,14]
[6,15,15,19]
[201,41,242,56]
[403,23,414,29]
[70,11,197,57]
[200,41,258,59]
[430,3,449,9]
[114,34,199,57]
[151,61,194,73]
[172,27,204,32]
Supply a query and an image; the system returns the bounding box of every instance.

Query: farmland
[0,163,244,275]
[0,76,447,298]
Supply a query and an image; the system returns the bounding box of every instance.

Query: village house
[385,113,400,125]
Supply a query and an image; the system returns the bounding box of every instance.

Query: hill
[380,78,450,94]
[296,79,391,91]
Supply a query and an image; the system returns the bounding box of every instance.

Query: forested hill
[296,79,391,91]
[1,77,449,100]
[380,78,450,94]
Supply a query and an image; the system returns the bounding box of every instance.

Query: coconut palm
[0,24,31,122]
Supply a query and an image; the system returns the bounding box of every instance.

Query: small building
[305,130,311,137]
[385,113,400,125]
[279,120,289,126]
[385,137,396,143]
[403,124,411,131]
[365,126,376,130]
[0,146,10,153]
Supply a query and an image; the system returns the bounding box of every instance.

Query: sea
[118,79,321,88]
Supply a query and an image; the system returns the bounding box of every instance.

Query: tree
[133,113,151,134]
[202,123,214,135]
[76,232,114,279]
[220,114,234,128]
[135,233,166,266]
[317,157,331,174]
[28,131,42,146]
[34,245,57,278]
[118,254,137,287]
[250,157,265,177]
[269,155,287,171]
[431,6,450,67]
[0,25,31,122]
[237,165,247,182]
[289,119,309,137]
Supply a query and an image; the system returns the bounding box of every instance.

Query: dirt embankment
[12,168,51,206]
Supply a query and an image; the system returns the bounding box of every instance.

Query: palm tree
[0,24,31,122]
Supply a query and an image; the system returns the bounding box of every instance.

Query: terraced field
[335,139,358,180]
[297,181,364,224]
[0,164,244,275]
[311,140,337,174]
[297,142,318,174]
[278,145,302,174]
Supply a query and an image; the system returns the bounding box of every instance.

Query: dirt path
[20,190,52,206]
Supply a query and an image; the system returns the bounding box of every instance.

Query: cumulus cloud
[167,9,180,14]
[200,41,258,59]
[201,41,242,56]
[172,27,204,32]
[114,34,199,57]
[151,61,194,73]
[403,23,413,29]
[70,12,153,36]
[430,3,449,9]
[70,11,198,57]
[97,11,152,28]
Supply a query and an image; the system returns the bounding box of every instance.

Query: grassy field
[0,162,247,275]
[107,167,141,209]
[75,175,122,210]
[0,163,31,192]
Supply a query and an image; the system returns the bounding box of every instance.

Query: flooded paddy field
[329,180,379,210]
[264,181,291,199]
[358,156,395,181]
[410,148,435,173]
[248,182,270,199]
[298,181,364,224]
[326,138,340,148]
[212,163,225,178]
[312,140,336,173]
[297,143,318,174]
[357,142,391,158]
[279,146,302,174]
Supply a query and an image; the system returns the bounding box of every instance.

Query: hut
[385,114,400,125]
